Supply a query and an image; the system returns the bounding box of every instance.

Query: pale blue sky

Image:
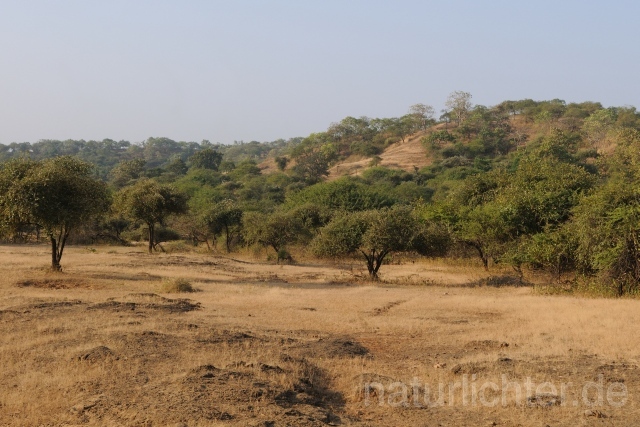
[0,1,638,144]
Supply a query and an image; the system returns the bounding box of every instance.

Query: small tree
[312,206,449,279]
[274,156,289,171]
[115,179,188,253]
[290,134,338,184]
[445,91,473,125]
[243,211,304,260]
[205,200,243,253]
[0,157,109,270]
[409,103,436,131]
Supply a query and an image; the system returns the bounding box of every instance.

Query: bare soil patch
[326,131,432,180]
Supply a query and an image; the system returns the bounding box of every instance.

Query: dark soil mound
[302,336,370,358]
[76,346,118,362]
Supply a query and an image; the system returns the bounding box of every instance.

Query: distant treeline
[0,137,302,179]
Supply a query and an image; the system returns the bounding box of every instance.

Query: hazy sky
[1,1,638,144]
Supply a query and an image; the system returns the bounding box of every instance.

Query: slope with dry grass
[325,131,432,181]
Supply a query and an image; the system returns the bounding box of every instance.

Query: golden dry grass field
[0,245,639,426]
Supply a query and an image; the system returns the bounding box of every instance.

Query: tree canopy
[312,206,449,278]
[0,156,108,269]
[115,179,188,253]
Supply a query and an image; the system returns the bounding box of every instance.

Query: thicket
[3,96,640,292]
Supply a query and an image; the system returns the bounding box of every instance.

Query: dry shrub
[160,277,196,293]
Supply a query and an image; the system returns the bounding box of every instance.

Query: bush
[440,156,472,168]
[350,140,383,156]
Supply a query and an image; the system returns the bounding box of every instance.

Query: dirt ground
[0,245,639,426]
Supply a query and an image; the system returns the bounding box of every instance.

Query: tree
[110,158,146,188]
[0,157,109,270]
[115,179,188,253]
[428,130,594,270]
[392,115,422,142]
[166,157,188,175]
[445,91,473,125]
[312,206,449,278]
[285,177,394,212]
[582,108,617,146]
[274,156,289,171]
[188,148,223,171]
[205,200,243,253]
[569,129,640,295]
[423,130,456,150]
[409,103,436,130]
[291,137,337,184]
[243,211,304,260]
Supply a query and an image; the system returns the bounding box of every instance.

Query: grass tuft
[160,277,196,293]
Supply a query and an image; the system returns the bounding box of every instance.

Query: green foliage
[188,148,223,170]
[515,229,577,279]
[286,203,332,232]
[423,130,456,148]
[142,137,199,169]
[0,156,108,269]
[359,167,433,203]
[4,98,640,295]
[290,134,337,184]
[110,159,146,188]
[166,157,188,175]
[429,130,594,270]
[274,156,289,171]
[222,138,301,164]
[286,177,394,212]
[204,200,243,252]
[228,159,261,181]
[408,103,436,131]
[582,108,617,145]
[567,130,640,294]
[243,211,304,257]
[115,179,188,253]
[312,206,450,278]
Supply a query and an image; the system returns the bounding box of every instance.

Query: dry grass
[161,277,197,293]
[0,245,638,426]
[326,131,432,180]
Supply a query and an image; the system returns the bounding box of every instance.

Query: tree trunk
[271,244,280,264]
[51,236,61,271]
[225,225,232,253]
[465,241,489,271]
[49,226,69,271]
[362,249,389,280]
[367,260,376,279]
[373,250,388,278]
[148,223,154,254]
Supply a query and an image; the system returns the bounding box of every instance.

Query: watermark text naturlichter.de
[362,374,627,408]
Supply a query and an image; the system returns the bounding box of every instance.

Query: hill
[325,130,433,180]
